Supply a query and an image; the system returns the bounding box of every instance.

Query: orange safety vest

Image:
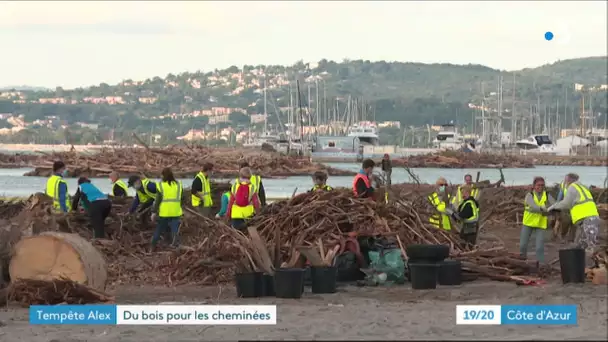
[352,173,371,197]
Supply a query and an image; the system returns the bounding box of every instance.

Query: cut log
[9,232,107,291]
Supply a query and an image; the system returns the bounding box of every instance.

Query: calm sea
[0,164,606,198]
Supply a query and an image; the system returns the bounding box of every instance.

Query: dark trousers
[89,199,112,238]
[138,200,154,213]
[197,206,212,217]
[460,222,479,246]
[231,219,247,232]
[461,232,478,246]
[153,217,181,247]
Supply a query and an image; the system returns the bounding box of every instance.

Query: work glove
[214,214,220,219]
[150,213,157,222]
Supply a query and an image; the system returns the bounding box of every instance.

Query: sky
[0,1,606,89]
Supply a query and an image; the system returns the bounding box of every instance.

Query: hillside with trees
[0,56,606,144]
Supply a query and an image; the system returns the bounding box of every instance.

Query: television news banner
[31,304,577,326]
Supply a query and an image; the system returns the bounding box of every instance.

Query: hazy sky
[1,1,606,89]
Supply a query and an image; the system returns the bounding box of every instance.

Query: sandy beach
[0,194,606,341]
[0,282,606,341]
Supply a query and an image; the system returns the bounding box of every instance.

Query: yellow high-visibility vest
[230,182,256,219]
[191,172,213,208]
[569,183,599,224]
[311,184,333,191]
[157,181,183,217]
[560,182,568,197]
[523,191,548,229]
[453,186,479,205]
[136,178,156,203]
[428,192,451,231]
[236,175,261,194]
[45,175,71,212]
[459,199,479,223]
[112,180,129,196]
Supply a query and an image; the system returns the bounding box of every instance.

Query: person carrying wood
[150,167,184,250]
[109,171,128,197]
[227,167,261,231]
[309,171,333,192]
[520,177,554,264]
[45,161,71,213]
[451,185,480,246]
[238,161,266,207]
[127,175,158,214]
[353,159,375,199]
[452,174,480,208]
[191,162,214,216]
[428,177,454,231]
[548,173,600,266]
[72,177,112,239]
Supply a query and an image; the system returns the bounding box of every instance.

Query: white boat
[515,134,557,153]
[347,121,380,146]
[432,124,465,150]
[242,132,281,148]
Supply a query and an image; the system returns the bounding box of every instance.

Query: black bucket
[263,274,275,296]
[311,266,338,294]
[274,268,305,299]
[438,260,462,286]
[409,262,439,290]
[235,272,264,298]
[559,248,586,284]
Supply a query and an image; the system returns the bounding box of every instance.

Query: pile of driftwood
[15,145,353,178]
[390,151,534,169]
[0,152,39,168]
[1,190,260,289]
[530,154,608,167]
[251,190,553,283]
[2,278,114,306]
[1,182,606,305]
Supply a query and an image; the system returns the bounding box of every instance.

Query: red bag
[234,183,251,207]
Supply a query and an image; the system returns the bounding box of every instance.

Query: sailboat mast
[296,80,304,142]
[315,79,320,134]
[263,76,268,133]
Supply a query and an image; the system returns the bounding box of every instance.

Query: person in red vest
[353,158,375,199]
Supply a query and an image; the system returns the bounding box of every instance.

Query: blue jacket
[217,192,230,217]
[80,183,108,202]
[129,181,158,213]
[74,182,108,211]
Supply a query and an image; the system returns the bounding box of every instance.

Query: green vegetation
[0,56,606,144]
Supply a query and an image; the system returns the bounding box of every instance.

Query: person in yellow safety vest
[452,174,480,208]
[555,178,573,241]
[309,171,333,192]
[452,185,480,246]
[150,167,184,250]
[428,177,454,230]
[227,167,261,231]
[127,175,158,214]
[520,177,555,263]
[238,161,266,206]
[557,180,568,201]
[109,171,129,197]
[45,161,72,213]
[548,173,600,266]
[191,162,214,216]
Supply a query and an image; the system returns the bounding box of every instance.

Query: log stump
[9,232,107,291]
